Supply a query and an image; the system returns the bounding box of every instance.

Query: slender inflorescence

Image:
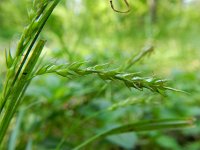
[35,62,180,94]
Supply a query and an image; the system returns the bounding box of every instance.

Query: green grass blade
[73,118,195,150]
[0,0,60,114]
[8,109,24,150]
[0,40,45,144]
[25,138,32,150]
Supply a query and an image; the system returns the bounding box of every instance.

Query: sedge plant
[0,0,195,149]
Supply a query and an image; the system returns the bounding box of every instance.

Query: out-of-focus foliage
[0,0,200,149]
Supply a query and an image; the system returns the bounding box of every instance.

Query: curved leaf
[73,118,195,150]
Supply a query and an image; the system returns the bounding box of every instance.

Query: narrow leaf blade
[73,118,195,150]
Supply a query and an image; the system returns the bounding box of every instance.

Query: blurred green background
[0,0,200,149]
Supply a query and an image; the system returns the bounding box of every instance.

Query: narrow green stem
[0,40,45,144]
[0,0,60,114]
[122,45,154,70]
[0,1,61,144]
